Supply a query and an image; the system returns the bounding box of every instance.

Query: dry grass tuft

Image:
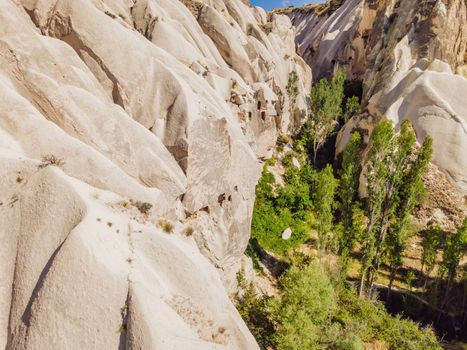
[158,220,174,234]
[39,154,65,168]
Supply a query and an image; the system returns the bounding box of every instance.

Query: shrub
[134,201,152,215]
[334,287,441,350]
[39,154,65,168]
[277,134,292,145]
[343,95,361,121]
[118,200,131,209]
[238,261,441,350]
[269,262,336,350]
[158,220,174,234]
[236,284,275,349]
[251,157,316,255]
[184,226,194,237]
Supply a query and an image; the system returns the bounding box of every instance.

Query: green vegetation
[270,262,336,350]
[286,71,299,108]
[238,259,440,350]
[243,70,465,349]
[360,120,433,298]
[337,132,362,270]
[39,154,65,168]
[158,219,174,233]
[421,223,442,279]
[313,165,338,256]
[251,156,316,254]
[298,68,360,163]
[343,95,360,121]
[439,218,467,300]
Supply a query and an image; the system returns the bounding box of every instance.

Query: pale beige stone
[0,0,312,347]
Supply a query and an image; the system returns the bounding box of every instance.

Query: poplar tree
[359,119,395,297]
[440,217,467,302]
[359,119,431,298]
[337,132,363,271]
[314,165,338,257]
[421,223,442,286]
[308,68,346,163]
[386,136,433,297]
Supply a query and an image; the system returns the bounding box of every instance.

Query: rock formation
[282,0,467,196]
[0,0,310,348]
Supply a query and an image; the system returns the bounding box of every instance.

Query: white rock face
[285,0,467,194]
[283,0,367,81]
[369,59,467,193]
[0,0,311,348]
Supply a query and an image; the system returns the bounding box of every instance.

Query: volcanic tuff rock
[0,0,310,348]
[283,0,467,195]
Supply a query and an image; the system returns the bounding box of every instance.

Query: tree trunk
[359,269,366,298]
[366,268,375,299]
[367,209,391,292]
[313,141,318,165]
[387,265,397,300]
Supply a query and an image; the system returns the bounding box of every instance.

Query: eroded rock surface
[0,0,311,348]
[283,0,467,195]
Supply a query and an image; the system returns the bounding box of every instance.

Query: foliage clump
[158,219,174,234]
[134,201,153,215]
[237,259,441,350]
[39,154,65,168]
[359,119,433,297]
[184,226,194,237]
[244,66,461,350]
[269,262,336,350]
[298,68,360,163]
[251,155,316,254]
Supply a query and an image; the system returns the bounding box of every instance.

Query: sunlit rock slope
[0,0,311,348]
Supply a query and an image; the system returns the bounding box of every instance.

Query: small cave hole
[218,193,226,205]
[200,206,210,214]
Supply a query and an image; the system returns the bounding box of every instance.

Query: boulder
[282,228,292,240]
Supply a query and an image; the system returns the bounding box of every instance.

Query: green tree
[359,120,430,298]
[238,260,441,350]
[343,95,361,121]
[251,159,316,254]
[421,223,442,274]
[359,119,395,297]
[365,120,416,293]
[308,68,346,163]
[386,224,415,296]
[236,284,274,349]
[386,136,433,296]
[269,262,336,350]
[287,71,299,116]
[314,165,338,257]
[337,132,362,260]
[439,217,467,302]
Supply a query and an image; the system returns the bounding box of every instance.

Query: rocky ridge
[282,0,467,200]
[0,0,310,348]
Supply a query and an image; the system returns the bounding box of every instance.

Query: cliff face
[284,0,466,84]
[0,0,310,348]
[284,0,467,195]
